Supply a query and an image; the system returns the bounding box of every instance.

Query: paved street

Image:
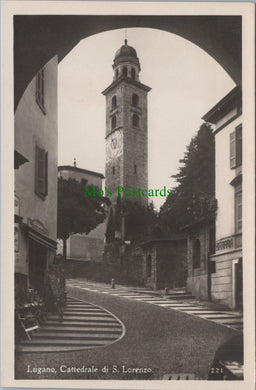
[15,279,238,380]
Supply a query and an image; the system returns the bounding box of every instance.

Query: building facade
[58,162,104,188]
[203,86,242,310]
[184,220,215,301]
[15,56,58,296]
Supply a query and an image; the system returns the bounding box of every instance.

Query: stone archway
[14,15,241,111]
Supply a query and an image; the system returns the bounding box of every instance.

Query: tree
[105,208,115,243]
[57,177,107,258]
[159,122,216,231]
[119,199,159,243]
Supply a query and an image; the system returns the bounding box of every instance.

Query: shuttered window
[36,68,46,113]
[35,145,48,198]
[235,188,242,233]
[236,125,242,166]
[230,125,242,168]
[230,132,236,168]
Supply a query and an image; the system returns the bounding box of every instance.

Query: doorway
[235,258,243,311]
[28,239,47,295]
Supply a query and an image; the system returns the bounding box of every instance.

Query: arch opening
[14,15,241,110]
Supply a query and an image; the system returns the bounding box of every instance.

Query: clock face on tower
[106,129,123,160]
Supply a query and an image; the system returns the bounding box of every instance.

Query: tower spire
[124,28,127,45]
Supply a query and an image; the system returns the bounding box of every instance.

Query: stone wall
[186,223,214,301]
[67,234,104,262]
[210,249,242,309]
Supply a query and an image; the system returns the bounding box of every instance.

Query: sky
[58,28,235,209]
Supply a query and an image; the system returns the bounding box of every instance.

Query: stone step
[166,294,194,299]
[34,332,120,340]
[20,339,109,346]
[66,304,100,307]
[197,314,243,319]
[61,311,107,316]
[66,304,97,308]
[44,320,118,326]
[211,318,243,324]
[46,314,111,321]
[64,309,104,313]
[183,310,237,315]
[40,325,122,333]
[63,310,110,316]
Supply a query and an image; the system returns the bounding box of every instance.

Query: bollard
[111,278,115,289]
[164,287,169,295]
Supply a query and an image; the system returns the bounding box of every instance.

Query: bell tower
[102,40,151,209]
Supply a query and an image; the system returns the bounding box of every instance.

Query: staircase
[16,297,124,353]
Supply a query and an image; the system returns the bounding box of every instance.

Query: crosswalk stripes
[16,297,125,353]
[67,279,243,332]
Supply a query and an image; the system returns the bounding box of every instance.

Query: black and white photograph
[1,1,255,388]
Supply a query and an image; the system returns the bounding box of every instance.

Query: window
[192,239,201,269]
[147,255,152,277]
[131,68,135,79]
[115,69,119,79]
[230,125,242,168]
[132,93,139,107]
[36,68,46,113]
[210,261,216,274]
[35,145,48,198]
[112,166,115,175]
[111,115,116,130]
[112,96,117,109]
[132,114,139,127]
[122,67,128,77]
[134,164,137,174]
[81,178,88,186]
[235,186,242,233]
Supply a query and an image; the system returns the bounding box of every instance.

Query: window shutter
[236,125,242,167]
[36,68,45,111]
[35,146,47,197]
[235,191,242,232]
[230,131,236,168]
[45,151,48,196]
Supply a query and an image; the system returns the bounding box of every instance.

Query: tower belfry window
[122,67,128,77]
[111,115,116,130]
[132,93,139,107]
[131,68,135,79]
[112,96,117,109]
[132,114,139,127]
[115,69,119,79]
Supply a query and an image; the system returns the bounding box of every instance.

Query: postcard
[1,1,255,389]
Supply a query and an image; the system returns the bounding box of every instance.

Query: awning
[21,222,57,250]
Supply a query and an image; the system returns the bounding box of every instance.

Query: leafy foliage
[119,199,160,243]
[159,122,216,231]
[57,177,107,257]
[105,208,115,243]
